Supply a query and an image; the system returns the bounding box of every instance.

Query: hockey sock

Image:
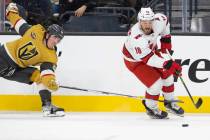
[39,90,51,106]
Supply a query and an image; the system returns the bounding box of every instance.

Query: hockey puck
[182,124,189,127]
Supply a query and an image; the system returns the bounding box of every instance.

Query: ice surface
[0,112,209,140]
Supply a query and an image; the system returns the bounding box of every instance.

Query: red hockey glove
[163,60,182,77]
[160,35,172,53]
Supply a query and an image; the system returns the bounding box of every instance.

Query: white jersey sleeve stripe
[41,69,55,77]
[14,19,26,34]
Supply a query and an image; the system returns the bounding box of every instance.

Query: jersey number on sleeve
[134,47,142,54]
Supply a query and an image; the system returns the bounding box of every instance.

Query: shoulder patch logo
[31,32,36,39]
[18,42,38,60]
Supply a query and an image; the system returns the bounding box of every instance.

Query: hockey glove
[6,3,19,16]
[41,75,59,91]
[30,70,41,84]
[163,60,182,77]
[160,35,172,53]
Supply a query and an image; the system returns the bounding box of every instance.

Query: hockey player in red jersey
[122,7,184,119]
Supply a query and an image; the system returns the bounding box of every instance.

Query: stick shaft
[179,77,194,103]
[60,85,183,103]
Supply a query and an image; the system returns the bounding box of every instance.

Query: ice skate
[164,102,184,117]
[42,104,65,117]
[142,100,168,119]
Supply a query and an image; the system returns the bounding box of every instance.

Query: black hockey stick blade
[195,98,203,109]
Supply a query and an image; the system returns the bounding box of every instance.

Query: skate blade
[149,116,169,119]
[147,114,169,119]
[43,111,65,117]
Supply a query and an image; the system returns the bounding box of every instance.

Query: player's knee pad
[162,75,174,86]
[162,75,174,99]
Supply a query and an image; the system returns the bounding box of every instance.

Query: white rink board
[0,35,209,96]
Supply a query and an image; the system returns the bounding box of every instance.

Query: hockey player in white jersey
[122,7,184,119]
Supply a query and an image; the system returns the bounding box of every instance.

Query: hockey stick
[166,50,203,109]
[179,76,203,109]
[60,85,184,103]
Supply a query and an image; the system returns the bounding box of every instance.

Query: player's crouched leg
[39,89,65,117]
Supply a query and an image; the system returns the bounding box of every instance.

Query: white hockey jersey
[123,13,171,68]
